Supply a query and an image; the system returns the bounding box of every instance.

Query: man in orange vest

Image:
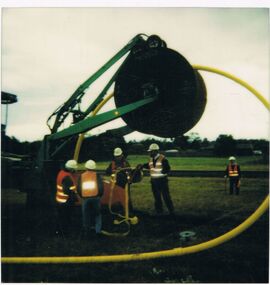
[56,159,80,235]
[139,143,175,216]
[225,156,241,195]
[80,160,104,237]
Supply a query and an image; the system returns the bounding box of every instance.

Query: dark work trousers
[57,203,74,234]
[81,197,102,234]
[151,177,174,214]
[128,184,134,214]
[229,178,240,195]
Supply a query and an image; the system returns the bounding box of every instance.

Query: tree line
[2,131,269,162]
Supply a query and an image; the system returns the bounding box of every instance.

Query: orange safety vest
[228,164,239,177]
[56,170,77,204]
[149,154,167,178]
[81,171,99,198]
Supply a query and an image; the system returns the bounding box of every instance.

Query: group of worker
[55,143,176,238]
[55,142,241,238]
[56,158,104,238]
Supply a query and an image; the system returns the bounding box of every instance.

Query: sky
[1,3,269,142]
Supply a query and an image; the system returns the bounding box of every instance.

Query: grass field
[95,155,269,171]
[1,156,269,283]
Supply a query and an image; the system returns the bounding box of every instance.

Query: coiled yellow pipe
[2,66,269,264]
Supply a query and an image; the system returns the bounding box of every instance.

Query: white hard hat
[114,147,123,156]
[85,160,96,170]
[65,160,78,170]
[229,156,236,161]
[148,143,160,152]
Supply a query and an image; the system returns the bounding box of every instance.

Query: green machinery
[39,34,206,171]
[16,33,206,201]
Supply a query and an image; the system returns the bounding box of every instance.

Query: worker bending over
[80,160,104,238]
[139,143,175,216]
[225,156,241,195]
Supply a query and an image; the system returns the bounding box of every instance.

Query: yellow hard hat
[228,156,236,161]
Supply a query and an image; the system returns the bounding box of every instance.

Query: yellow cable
[192,65,270,110]
[73,92,114,161]
[2,66,268,264]
[102,172,131,236]
[2,196,268,264]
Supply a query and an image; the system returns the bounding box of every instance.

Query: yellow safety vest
[149,154,167,179]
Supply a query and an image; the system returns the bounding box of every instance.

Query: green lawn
[94,155,268,171]
[2,176,269,283]
[1,155,269,283]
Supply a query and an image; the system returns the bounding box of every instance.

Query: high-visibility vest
[149,154,167,178]
[81,171,99,198]
[56,170,77,203]
[228,164,239,177]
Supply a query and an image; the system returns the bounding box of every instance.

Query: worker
[224,156,241,195]
[139,143,175,216]
[106,147,131,188]
[106,147,133,213]
[106,147,130,176]
[80,160,104,238]
[55,159,80,235]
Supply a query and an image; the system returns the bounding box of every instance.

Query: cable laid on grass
[2,66,269,264]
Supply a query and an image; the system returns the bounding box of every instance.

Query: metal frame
[44,34,151,161]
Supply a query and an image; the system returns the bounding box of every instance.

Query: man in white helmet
[106,147,130,177]
[224,156,241,195]
[79,159,104,238]
[56,159,80,235]
[139,143,175,216]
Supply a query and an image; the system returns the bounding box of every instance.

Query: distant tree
[79,132,127,162]
[201,138,210,148]
[162,139,175,150]
[2,135,22,154]
[187,132,202,150]
[127,142,145,154]
[173,135,189,150]
[214,134,236,156]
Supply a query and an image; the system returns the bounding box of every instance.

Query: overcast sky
[1,5,269,142]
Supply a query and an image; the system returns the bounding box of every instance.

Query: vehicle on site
[3,34,207,228]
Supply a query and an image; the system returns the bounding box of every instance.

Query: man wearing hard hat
[55,159,80,235]
[105,147,133,211]
[224,156,241,195]
[106,147,130,176]
[80,160,104,238]
[106,147,131,188]
[139,143,175,216]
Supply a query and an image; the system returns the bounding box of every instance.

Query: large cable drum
[114,35,207,138]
